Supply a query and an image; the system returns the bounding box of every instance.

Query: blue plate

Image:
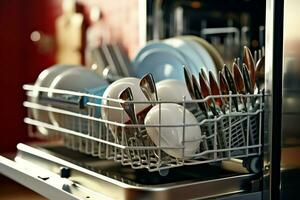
[164,38,207,78]
[134,41,186,62]
[133,42,194,82]
[134,49,186,82]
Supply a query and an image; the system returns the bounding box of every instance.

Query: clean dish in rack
[132,42,191,82]
[156,79,192,102]
[182,35,224,71]
[48,67,108,127]
[31,64,77,135]
[144,103,202,158]
[133,49,186,82]
[132,36,222,83]
[101,77,148,124]
[164,37,207,77]
[181,37,218,79]
[163,38,202,74]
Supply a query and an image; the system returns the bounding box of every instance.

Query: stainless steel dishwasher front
[0,143,260,200]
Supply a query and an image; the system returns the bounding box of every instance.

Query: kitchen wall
[78,0,142,58]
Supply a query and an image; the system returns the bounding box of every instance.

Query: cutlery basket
[200,109,260,159]
[23,84,263,173]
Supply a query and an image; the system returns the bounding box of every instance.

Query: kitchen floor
[0,175,46,200]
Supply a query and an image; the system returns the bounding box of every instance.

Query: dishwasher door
[0,143,261,200]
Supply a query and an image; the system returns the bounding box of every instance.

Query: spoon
[209,71,225,113]
[223,65,239,111]
[241,64,254,94]
[119,87,142,135]
[184,66,207,120]
[192,74,209,117]
[234,57,241,68]
[233,63,247,111]
[120,87,159,162]
[233,63,245,93]
[200,68,209,82]
[255,56,265,92]
[119,87,145,162]
[183,65,196,99]
[119,87,158,162]
[241,64,255,107]
[219,71,230,105]
[243,46,256,89]
[119,87,150,148]
[140,73,158,104]
[199,72,219,116]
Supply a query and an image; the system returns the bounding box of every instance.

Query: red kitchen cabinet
[0,0,62,152]
[0,0,141,152]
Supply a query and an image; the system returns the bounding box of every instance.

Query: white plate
[48,67,108,127]
[32,64,77,135]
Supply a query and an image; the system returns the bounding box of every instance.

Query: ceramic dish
[144,103,202,158]
[48,67,108,127]
[156,79,192,102]
[134,48,188,82]
[101,77,148,124]
[163,38,206,77]
[181,35,224,72]
[181,37,218,78]
[32,64,77,135]
[133,41,186,63]
[133,41,196,82]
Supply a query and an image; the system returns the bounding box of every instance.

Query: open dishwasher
[0,0,295,199]
[1,81,263,200]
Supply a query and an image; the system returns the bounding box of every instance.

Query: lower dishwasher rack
[23,84,264,174]
[0,143,262,200]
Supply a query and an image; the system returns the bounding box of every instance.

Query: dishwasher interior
[0,0,271,199]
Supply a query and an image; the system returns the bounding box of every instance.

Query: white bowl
[32,64,78,135]
[156,79,192,102]
[101,77,148,124]
[48,67,108,127]
[144,103,202,158]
